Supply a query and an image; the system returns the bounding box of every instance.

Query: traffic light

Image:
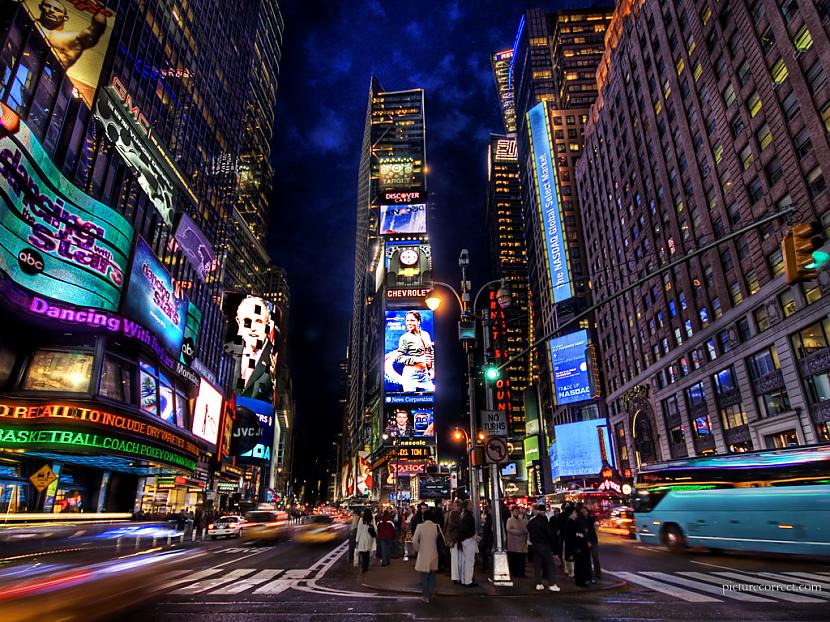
[483,364,500,381]
[782,223,827,284]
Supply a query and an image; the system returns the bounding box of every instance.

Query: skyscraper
[577,0,830,472]
[344,79,433,501]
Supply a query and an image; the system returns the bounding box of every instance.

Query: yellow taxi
[293,515,340,544]
[240,510,290,543]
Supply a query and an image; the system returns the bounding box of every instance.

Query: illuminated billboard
[383,190,426,204]
[383,404,434,444]
[528,102,572,303]
[174,213,217,281]
[223,293,278,402]
[93,79,176,227]
[124,236,188,356]
[384,309,435,395]
[356,451,372,495]
[492,137,518,161]
[549,330,592,405]
[23,0,114,105]
[549,419,615,480]
[192,378,222,446]
[0,103,133,311]
[180,302,202,365]
[385,241,431,285]
[379,203,426,235]
[237,397,274,464]
[378,157,415,188]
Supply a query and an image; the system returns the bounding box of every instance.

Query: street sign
[484,437,509,464]
[29,464,58,492]
[480,410,508,436]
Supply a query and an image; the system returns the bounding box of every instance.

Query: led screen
[192,378,222,445]
[123,237,188,357]
[23,0,115,105]
[237,397,274,464]
[174,213,217,281]
[528,102,572,303]
[0,103,133,311]
[379,203,426,235]
[549,329,592,405]
[222,293,278,403]
[549,419,615,480]
[356,451,372,495]
[384,309,435,395]
[383,404,434,444]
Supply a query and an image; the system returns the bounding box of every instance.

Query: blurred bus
[633,445,830,556]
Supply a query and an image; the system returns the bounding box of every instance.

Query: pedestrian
[444,499,462,584]
[548,508,561,567]
[506,506,528,578]
[527,503,560,592]
[412,509,441,603]
[560,505,575,577]
[457,499,479,587]
[479,504,493,572]
[355,508,377,573]
[377,510,396,566]
[410,502,427,535]
[579,505,600,583]
[348,510,361,563]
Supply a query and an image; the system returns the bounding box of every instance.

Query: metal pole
[482,308,511,586]
[465,344,482,534]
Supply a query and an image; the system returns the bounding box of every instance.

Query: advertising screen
[123,236,188,357]
[549,419,615,480]
[180,301,202,365]
[549,330,592,406]
[0,103,133,311]
[356,451,372,496]
[378,157,414,188]
[384,309,435,395]
[528,102,572,303]
[383,404,434,444]
[379,204,426,235]
[237,397,275,464]
[174,213,217,281]
[385,241,431,284]
[223,293,278,402]
[192,378,222,445]
[23,0,114,105]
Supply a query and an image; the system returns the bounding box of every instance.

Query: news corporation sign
[0,103,133,311]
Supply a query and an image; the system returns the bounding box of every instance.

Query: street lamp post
[426,249,512,586]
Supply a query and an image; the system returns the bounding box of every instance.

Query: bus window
[633,489,667,513]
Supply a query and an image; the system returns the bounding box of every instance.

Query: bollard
[135,536,141,551]
[152,535,158,548]
[116,536,122,552]
[167,533,172,547]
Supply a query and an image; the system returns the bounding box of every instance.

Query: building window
[807,61,828,94]
[100,356,134,403]
[791,319,830,358]
[803,282,822,305]
[22,350,93,392]
[747,345,780,380]
[765,157,783,186]
[780,289,797,317]
[662,394,681,418]
[805,371,830,404]
[793,25,814,52]
[756,123,773,150]
[765,430,799,449]
[753,306,770,332]
[722,84,736,107]
[807,166,827,199]
[720,404,748,430]
[759,389,791,418]
[747,177,764,203]
[747,91,762,117]
[781,90,800,120]
[740,145,754,169]
[713,366,738,398]
[729,282,744,305]
[794,127,813,158]
[770,58,788,85]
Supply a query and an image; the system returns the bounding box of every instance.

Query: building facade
[577,0,830,475]
[0,0,284,515]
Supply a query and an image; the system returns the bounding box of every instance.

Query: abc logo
[18,248,44,276]
[180,337,195,364]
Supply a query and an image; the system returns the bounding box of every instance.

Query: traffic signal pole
[495,206,797,375]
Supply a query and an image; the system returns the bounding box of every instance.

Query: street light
[428,249,513,586]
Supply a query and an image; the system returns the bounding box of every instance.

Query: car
[294,515,340,544]
[240,510,290,543]
[207,515,245,539]
[601,506,636,537]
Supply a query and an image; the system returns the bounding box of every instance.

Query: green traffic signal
[484,366,500,381]
[806,250,830,270]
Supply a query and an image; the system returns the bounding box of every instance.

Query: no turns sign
[484,437,509,464]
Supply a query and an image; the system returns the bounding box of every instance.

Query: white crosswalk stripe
[777,572,830,590]
[605,570,721,602]
[640,571,773,602]
[158,567,223,590]
[253,578,293,595]
[172,568,256,594]
[712,572,827,603]
[211,569,284,594]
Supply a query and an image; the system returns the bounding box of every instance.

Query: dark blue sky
[266,0,602,494]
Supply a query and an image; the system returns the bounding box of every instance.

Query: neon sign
[0,103,133,311]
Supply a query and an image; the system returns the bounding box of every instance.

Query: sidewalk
[358,557,626,596]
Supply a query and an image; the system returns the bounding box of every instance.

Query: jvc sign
[480,410,507,437]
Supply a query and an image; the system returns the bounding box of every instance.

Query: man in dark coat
[527,504,560,592]
[573,506,594,586]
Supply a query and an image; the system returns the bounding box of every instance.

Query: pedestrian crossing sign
[29,464,58,492]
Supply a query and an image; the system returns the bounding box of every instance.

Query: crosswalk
[605,569,830,603]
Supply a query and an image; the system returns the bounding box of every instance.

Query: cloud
[307,106,349,154]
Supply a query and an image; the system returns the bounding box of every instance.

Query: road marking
[253,579,292,595]
[212,569,284,594]
[159,567,223,590]
[711,572,826,603]
[778,572,830,589]
[689,560,741,571]
[283,569,311,579]
[604,570,721,602]
[640,571,773,602]
[173,568,257,594]
[213,547,274,568]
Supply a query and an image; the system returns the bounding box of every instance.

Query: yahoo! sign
[0,103,133,311]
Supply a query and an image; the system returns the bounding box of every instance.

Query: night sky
[266,0,604,499]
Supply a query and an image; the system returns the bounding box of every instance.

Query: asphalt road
[116,532,830,622]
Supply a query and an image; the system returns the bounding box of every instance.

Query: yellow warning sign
[29,464,58,493]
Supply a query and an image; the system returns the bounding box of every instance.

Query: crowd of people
[347,498,602,602]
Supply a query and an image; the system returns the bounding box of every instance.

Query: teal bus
[633,445,830,556]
